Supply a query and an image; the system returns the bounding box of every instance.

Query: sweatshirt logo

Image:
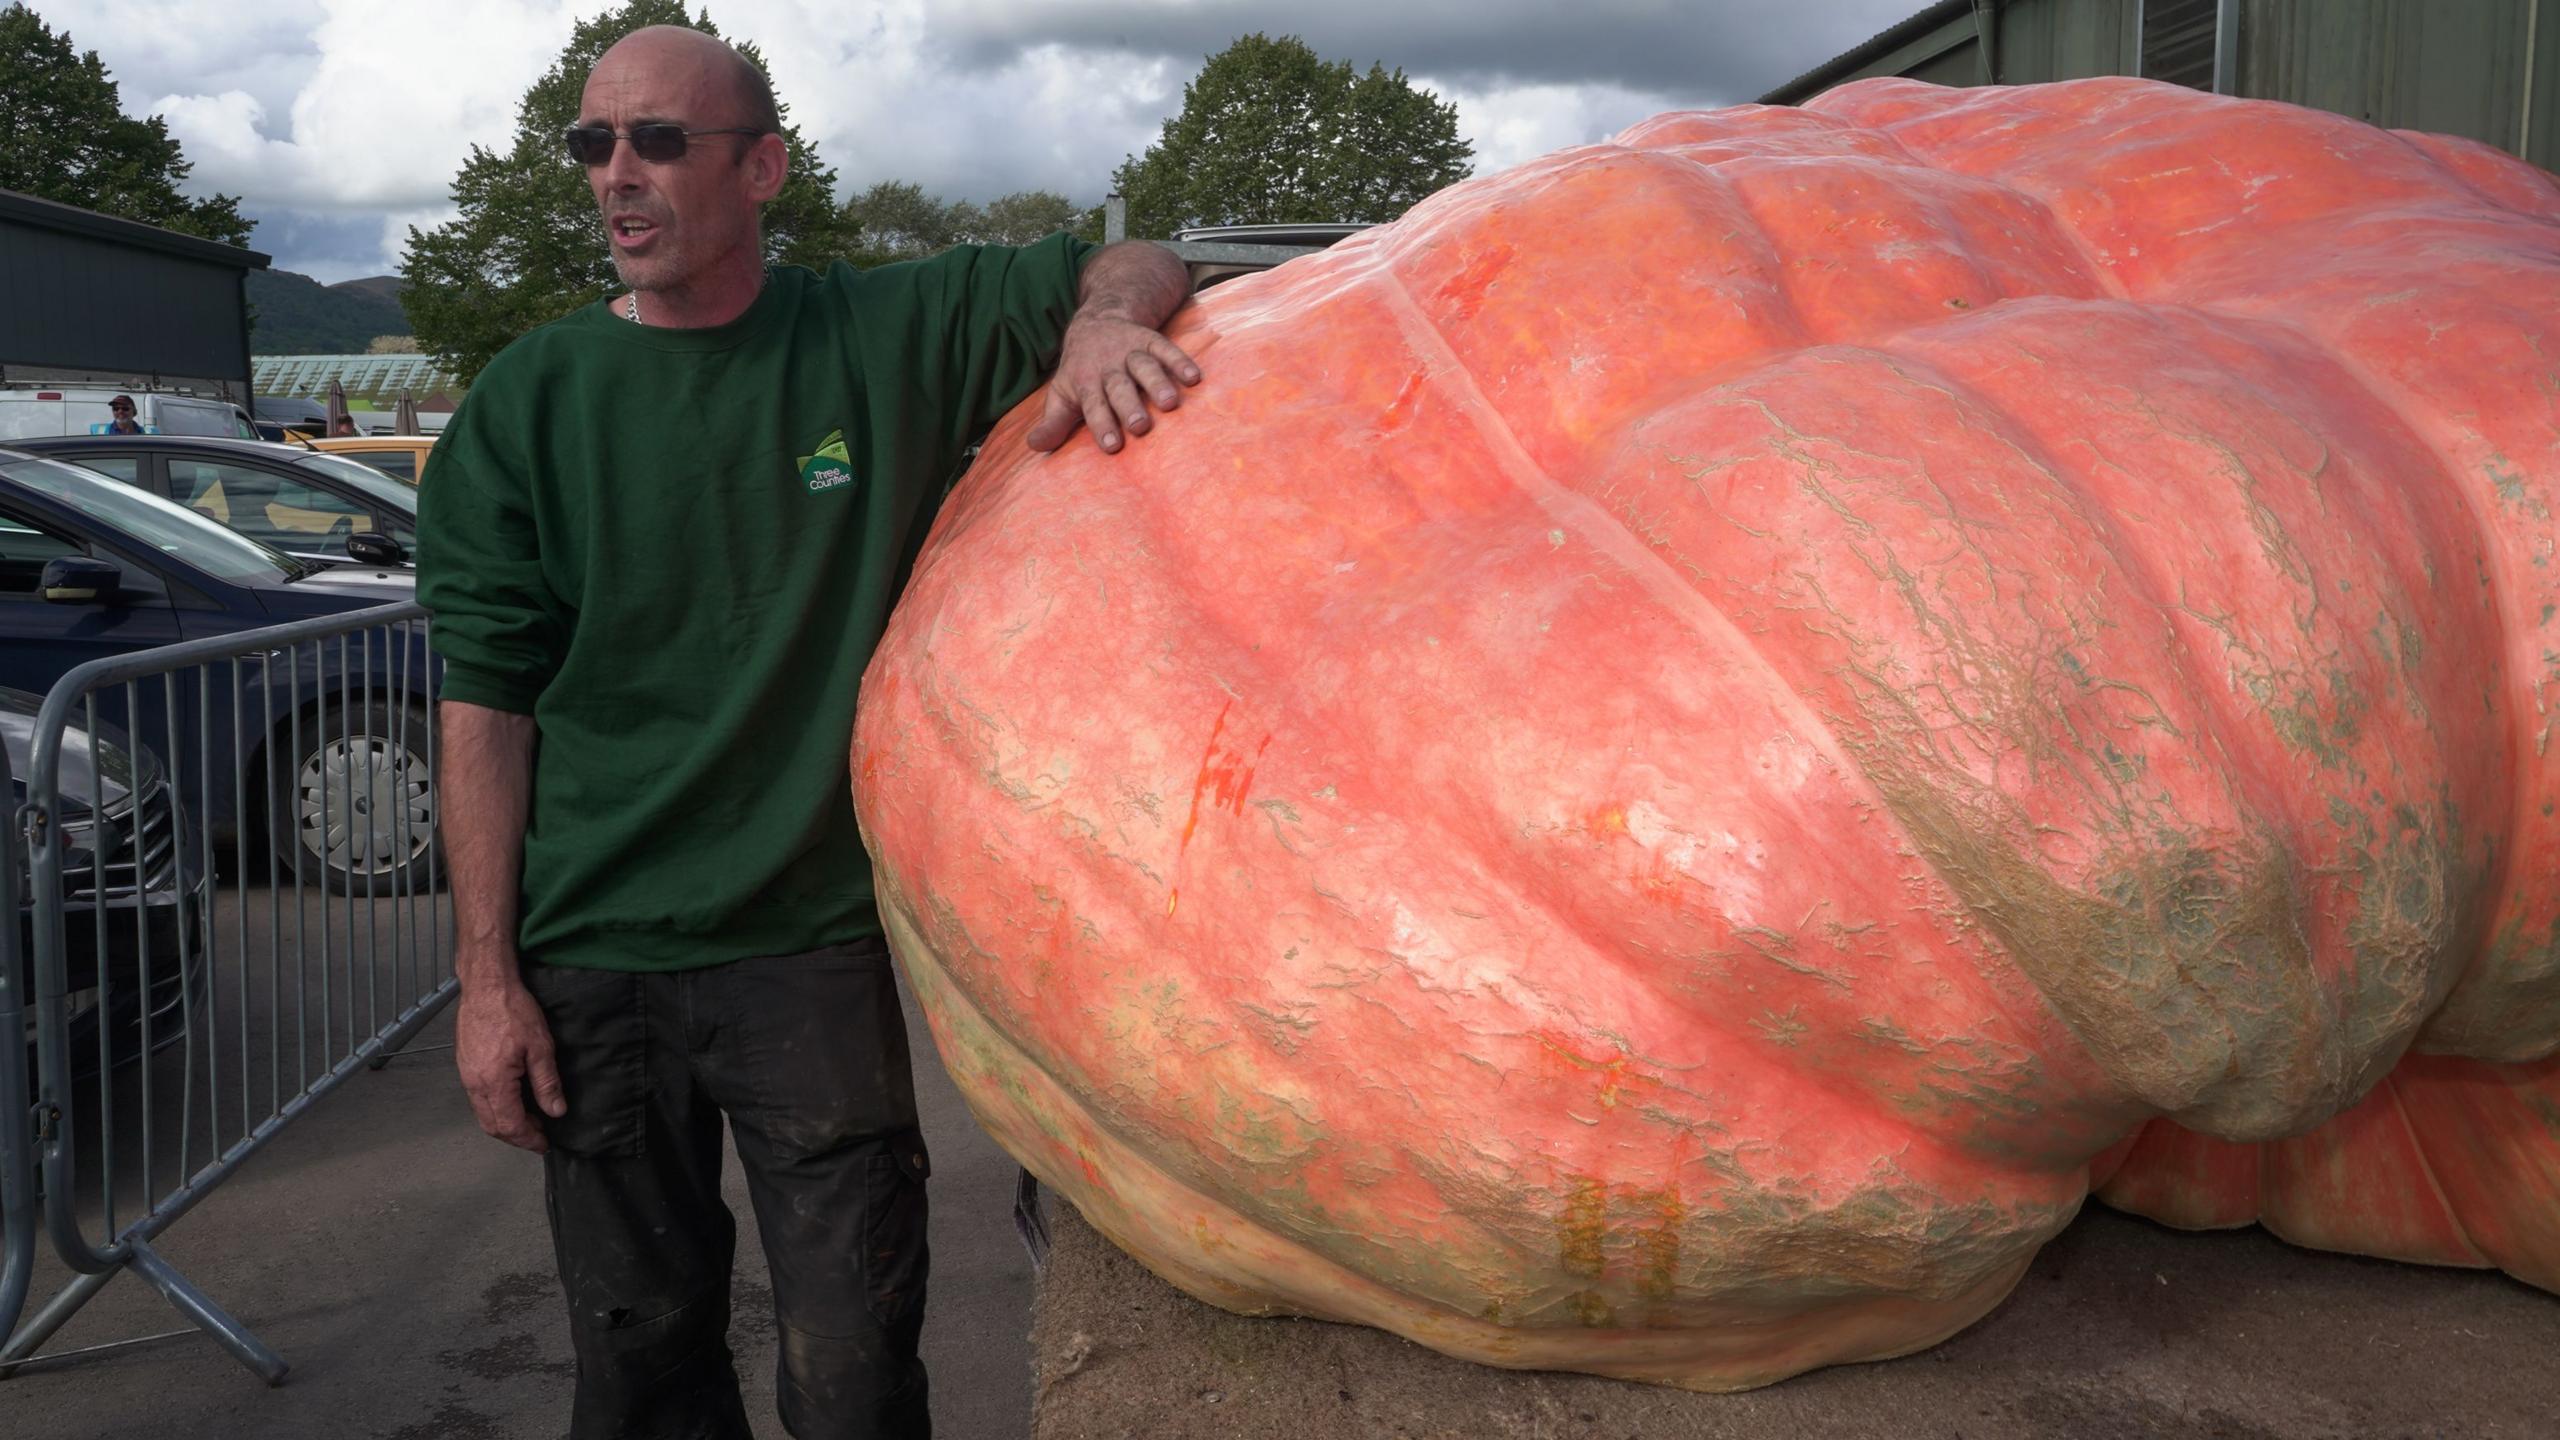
[799,430,857,494]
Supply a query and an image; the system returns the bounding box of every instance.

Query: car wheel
[272,698,438,895]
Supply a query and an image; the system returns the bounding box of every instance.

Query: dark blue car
[18,434,420,570]
[7,686,210,1079]
[0,446,436,894]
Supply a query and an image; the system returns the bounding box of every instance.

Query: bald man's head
[593,25,777,135]
[577,23,791,310]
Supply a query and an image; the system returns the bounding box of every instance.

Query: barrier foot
[365,1039,452,1072]
[126,1241,288,1386]
[0,1264,116,1379]
[364,984,459,1071]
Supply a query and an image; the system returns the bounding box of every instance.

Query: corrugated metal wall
[1905,41,1990,87]
[2239,0,2547,163]
[2538,0,2560,165]
[1992,0,2141,83]
[1766,0,2559,170]
[0,214,254,395]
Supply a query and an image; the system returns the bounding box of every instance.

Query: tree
[842,182,1087,262]
[401,0,859,383]
[842,179,963,261]
[1112,34,1471,240]
[975,190,1084,247]
[0,4,253,246]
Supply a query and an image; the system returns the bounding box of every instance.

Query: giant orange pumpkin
[853,77,2560,1390]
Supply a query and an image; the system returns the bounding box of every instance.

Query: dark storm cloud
[931,0,1924,106]
[242,207,404,283]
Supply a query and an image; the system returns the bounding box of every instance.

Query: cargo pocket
[520,962,648,1159]
[862,1140,932,1328]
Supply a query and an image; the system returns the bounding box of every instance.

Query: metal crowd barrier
[0,602,451,1383]
[2,736,31,1359]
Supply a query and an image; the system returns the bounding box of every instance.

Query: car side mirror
[39,556,121,604]
[346,532,408,566]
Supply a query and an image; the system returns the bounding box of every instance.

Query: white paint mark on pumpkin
[1753,731,1817,791]
[1623,800,1771,924]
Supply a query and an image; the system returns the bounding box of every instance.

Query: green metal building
[1761,0,2557,169]
[0,188,269,401]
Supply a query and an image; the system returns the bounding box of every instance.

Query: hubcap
[297,733,432,875]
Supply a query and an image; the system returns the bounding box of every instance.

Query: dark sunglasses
[561,123,767,166]
[109,404,135,413]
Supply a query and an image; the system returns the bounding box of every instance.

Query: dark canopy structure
[0,188,270,401]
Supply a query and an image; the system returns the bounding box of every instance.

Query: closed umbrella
[393,388,420,436]
[325,379,354,436]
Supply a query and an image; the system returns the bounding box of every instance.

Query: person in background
[103,395,143,434]
[418,23,1198,1440]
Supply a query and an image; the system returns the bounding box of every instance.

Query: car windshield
[0,456,304,583]
[295,452,421,511]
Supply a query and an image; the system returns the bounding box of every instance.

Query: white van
[0,387,255,441]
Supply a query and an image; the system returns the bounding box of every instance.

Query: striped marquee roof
[252,353,462,398]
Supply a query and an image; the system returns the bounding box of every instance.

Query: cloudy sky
[40,0,1918,282]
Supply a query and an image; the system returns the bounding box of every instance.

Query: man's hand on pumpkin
[1027,311,1202,455]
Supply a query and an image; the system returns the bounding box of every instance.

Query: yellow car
[307,434,436,484]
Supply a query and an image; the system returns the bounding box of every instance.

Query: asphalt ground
[0,884,1037,1439]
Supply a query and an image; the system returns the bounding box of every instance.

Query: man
[417,24,1196,1440]
[103,395,143,434]
[329,414,360,436]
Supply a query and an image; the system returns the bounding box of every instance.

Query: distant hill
[332,275,405,305]
[246,270,412,355]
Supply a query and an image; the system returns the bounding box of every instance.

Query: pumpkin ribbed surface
[853,77,2560,1389]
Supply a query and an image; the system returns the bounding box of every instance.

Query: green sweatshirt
[420,235,1091,971]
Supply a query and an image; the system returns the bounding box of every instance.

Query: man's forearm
[1075,241,1191,331]
[440,699,535,991]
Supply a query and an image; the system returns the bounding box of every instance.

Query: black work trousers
[525,938,932,1440]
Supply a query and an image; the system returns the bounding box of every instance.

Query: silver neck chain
[625,266,769,327]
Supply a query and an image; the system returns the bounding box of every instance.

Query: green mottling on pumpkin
[1638,1189,1685,1301]
[1559,1176,1608,1279]
[2100,740,2146,785]
[1858,1015,1932,1055]
[2329,667,2369,744]
[1237,1000,1320,1057]
[1820,917,1882,952]
[2524,1086,2560,1136]
[1217,1090,1311,1166]
[2247,666,2362,770]
[2329,794,2473,1069]
[1752,1006,1809,1047]
[2486,458,2549,519]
